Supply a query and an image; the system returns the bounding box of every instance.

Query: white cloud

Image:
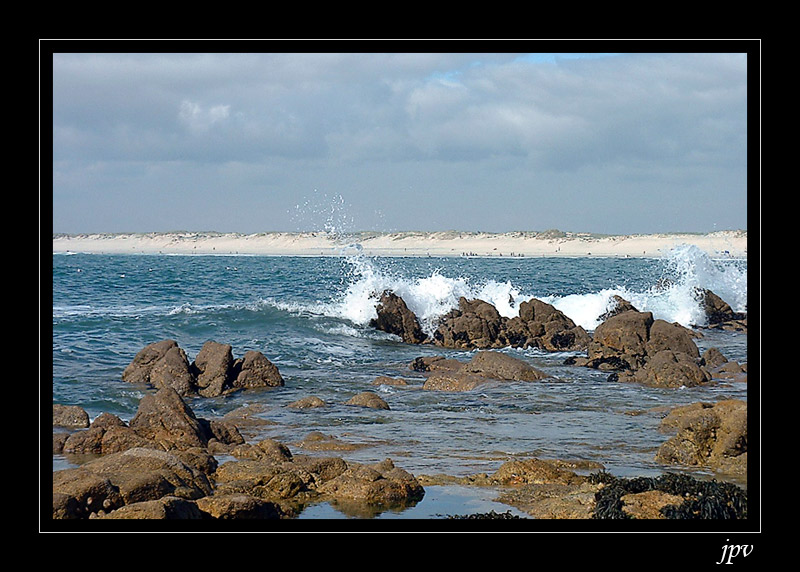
[178,100,231,132]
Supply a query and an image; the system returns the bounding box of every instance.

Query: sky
[48,45,754,236]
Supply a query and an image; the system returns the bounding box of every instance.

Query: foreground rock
[416,351,550,391]
[53,388,424,519]
[122,339,283,397]
[655,400,747,479]
[421,457,747,519]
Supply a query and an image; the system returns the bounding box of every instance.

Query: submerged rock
[421,351,549,392]
[369,291,428,344]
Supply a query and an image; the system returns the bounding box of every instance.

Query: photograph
[44,41,759,554]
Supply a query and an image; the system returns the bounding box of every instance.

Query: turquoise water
[50,248,749,518]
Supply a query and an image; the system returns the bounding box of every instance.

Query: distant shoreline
[52,230,748,259]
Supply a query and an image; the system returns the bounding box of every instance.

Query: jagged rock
[587,310,712,388]
[369,291,428,344]
[598,295,638,321]
[515,298,592,351]
[232,350,285,389]
[122,340,196,396]
[122,340,284,397]
[193,341,234,397]
[655,400,747,478]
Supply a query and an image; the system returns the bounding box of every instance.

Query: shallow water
[50,248,749,518]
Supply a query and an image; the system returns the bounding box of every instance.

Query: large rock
[315,458,425,508]
[53,447,214,519]
[193,341,235,397]
[57,390,244,458]
[655,400,747,478]
[583,310,711,388]
[422,351,549,391]
[122,339,195,396]
[369,291,428,344]
[232,350,285,389]
[122,340,284,397]
[514,298,592,351]
[433,298,505,349]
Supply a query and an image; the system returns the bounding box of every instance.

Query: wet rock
[655,400,747,478]
[372,375,410,386]
[590,471,747,519]
[316,458,424,507]
[462,351,549,382]
[345,391,390,410]
[193,341,235,397]
[369,291,428,344]
[587,310,712,388]
[422,351,549,391]
[409,356,463,372]
[598,295,638,321]
[233,350,285,389]
[92,496,206,519]
[122,340,284,397]
[195,494,284,519]
[694,288,746,329]
[287,396,327,409]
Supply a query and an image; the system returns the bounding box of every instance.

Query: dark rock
[232,350,285,389]
[123,340,284,398]
[586,310,711,388]
[589,471,747,519]
[369,291,428,344]
[193,341,234,397]
[598,295,638,321]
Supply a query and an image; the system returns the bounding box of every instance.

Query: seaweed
[589,472,747,520]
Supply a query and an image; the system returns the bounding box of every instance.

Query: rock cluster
[370,292,590,352]
[52,387,425,520]
[122,339,284,397]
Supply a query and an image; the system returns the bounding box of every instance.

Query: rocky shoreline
[51,288,748,521]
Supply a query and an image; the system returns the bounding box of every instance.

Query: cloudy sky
[49,45,753,235]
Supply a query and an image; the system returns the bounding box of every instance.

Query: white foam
[267,243,747,335]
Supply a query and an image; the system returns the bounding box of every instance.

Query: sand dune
[52,230,748,259]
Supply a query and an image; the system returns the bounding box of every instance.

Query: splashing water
[303,242,747,335]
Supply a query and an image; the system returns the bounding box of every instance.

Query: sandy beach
[52,230,748,259]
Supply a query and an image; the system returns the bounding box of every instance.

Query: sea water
[50,245,750,518]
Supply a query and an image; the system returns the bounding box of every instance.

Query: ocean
[50,244,749,519]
